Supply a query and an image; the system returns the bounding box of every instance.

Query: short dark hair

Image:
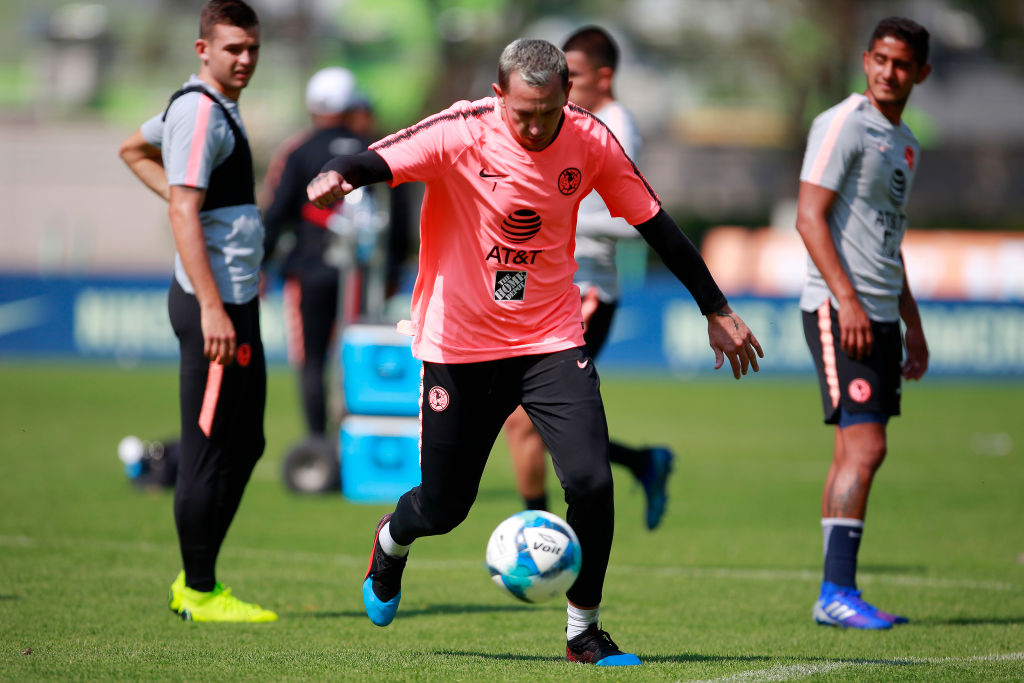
[200,0,259,39]
[869,16,929,66]
[562,25,619,72]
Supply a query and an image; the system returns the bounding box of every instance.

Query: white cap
[305,67,367,115]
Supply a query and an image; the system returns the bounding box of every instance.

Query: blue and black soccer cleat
[566,623,642,666]
[639,447,674,530]
[362,514,406,627]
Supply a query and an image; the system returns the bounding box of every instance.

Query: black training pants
[284,270,339,436]
[168,280,266,591]
[389,346,614,608]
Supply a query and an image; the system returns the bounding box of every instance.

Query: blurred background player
[796,16,931,630]
[501,26,673,529]
[117,0,276,622]
[260,66,371,441]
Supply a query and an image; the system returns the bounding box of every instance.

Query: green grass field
[1,363,1022,681]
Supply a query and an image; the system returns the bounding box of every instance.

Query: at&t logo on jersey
[501,209,542,243]
[486,246,540,265]
[889,168,907,205]
[874,210,906,258]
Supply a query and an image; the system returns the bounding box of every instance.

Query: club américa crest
[236,343,252,367]
[428,386,450,412]
[558,167,581,195]
[848,378,872,403]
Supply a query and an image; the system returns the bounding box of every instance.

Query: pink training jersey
[371,97,661,363]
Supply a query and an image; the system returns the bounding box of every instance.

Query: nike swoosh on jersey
[577,359,589,369]
[479,168,508,179]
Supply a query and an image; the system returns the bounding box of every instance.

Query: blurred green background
[2,0,1023,277]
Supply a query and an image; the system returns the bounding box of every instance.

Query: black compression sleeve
[634,209,728,315]
[320,150,392,188]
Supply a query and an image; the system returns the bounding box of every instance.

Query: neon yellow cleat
[176,583,278,623]
[168,570,186,613]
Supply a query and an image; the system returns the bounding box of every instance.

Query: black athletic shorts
[802,302,902,425]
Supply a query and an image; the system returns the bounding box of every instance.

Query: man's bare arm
[168,185,236,365]
[119,129,170,202]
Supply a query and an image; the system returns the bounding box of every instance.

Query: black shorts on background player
[802,304,902,424]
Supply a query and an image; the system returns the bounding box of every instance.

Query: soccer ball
[485,510,582,603]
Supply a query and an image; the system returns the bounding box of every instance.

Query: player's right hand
[837,296,873,360]
[306,170,353,208]
[200,303,237,365]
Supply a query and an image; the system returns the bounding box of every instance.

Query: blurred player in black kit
[261,67,371,438]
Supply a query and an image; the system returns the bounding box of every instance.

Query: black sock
[609,441,649,478]
[524,494,547,511]
[822,519,863,589]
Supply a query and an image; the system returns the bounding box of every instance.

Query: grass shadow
[431,651,969,668]
[916,615,1024,626]
[288,602,540,620]
[431,651,834,665]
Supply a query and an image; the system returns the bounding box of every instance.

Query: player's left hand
[707,307,764,380]
[901,324,929,380]
[306,170,352,208]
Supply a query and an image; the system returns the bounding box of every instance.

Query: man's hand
[836,294,873,361]
[200,302,237,365]
[707,306,764,379]
[306,170,353,208]
[901,323,929,380]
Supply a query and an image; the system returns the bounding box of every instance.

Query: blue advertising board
[0,273,287,364]
[1,272,1022,377]
[598,277,1024,377]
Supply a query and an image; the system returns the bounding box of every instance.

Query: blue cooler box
[340,415,421,503]
[341,325,421,416]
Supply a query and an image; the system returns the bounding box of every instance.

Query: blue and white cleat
[362,514,406,627]
[813,582,893,630]
[873,607,909,625]
[639,447,674,530]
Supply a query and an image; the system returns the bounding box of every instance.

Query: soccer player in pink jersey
[307,38,763,666]
[502,26,675,531]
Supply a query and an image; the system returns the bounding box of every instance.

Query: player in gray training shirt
[139,74,263,304]
[118,0,275,623]
[798,92,920,322]
[796,16,931,630]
